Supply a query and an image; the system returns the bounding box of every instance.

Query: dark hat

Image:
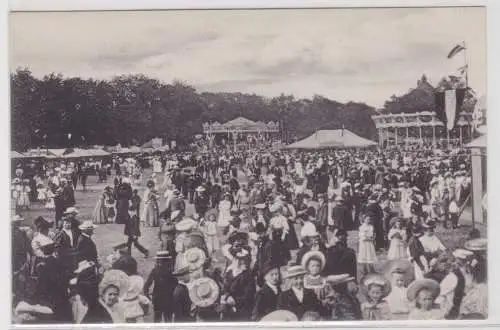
[306,206,316,218]
[335,229,348,237]
[261,262,280,278]
[227,231,248,245]
[255,222,267,234]
[34,216,52,229]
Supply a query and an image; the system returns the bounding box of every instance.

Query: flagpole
[463,40,468,88]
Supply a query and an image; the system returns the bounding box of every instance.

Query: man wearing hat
[252,262,281,321]
[277,265,324,319]
[76,221,98,265]
[169,189,186,219]
[365,195,386,251]
[324,229,357,282]
[144,251,178,322]
[330,195,354,232]
[171,266,195,322]
[436,249,474,319]
[194,185,210,218]
[12,215,31,306]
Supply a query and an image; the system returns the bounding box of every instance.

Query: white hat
[189,277,220,308]
[175,217,197,232]
[300,221,319,238]
[12,214,24,223]
[184,247,206,270]
[453,248,474,260]
[15,301,53,315]
[64,207,79,215]
[125,275,145,300]
[260,310,298,322]
[74,260,94,274]
[79,220,97,231]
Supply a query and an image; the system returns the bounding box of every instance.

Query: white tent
[285,129,377,149]
[465,134,487,149]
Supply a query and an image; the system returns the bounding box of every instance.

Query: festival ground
[14,168,486,321]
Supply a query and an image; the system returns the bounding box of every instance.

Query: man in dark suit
[252,264,281,321]
[316,193,329,242]
[76,221,98,264]
[277,265,324,319]
[53,217,79,274]
[324,229,357,282]
[331,196,354,231]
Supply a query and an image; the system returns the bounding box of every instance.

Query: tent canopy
[465,134,487,149]
[285,129,377,149]
[11,151,26,159]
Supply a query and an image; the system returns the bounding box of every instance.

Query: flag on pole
[447,44,466,59]
[435,88,466,130]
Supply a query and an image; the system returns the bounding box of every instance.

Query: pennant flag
[435,88,466,130]
[457,64,468,75]
[447,44,465,59]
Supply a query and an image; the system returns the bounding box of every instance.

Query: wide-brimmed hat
[154,250,174,260]
[12,214,24,223]
[260,310,298,322]
[301,251,326,272]
[189,277,220,308]
[453,248,475,260]
[74,260,95,274]
[79,220,97,231]
[99,269,129,298]
[184,247,206,270]
[172,266,191,277]
[34,216,52,229]
[175,217,197,232]
[125,275,145,300]
[227,231,249,245]
[254,203,267,210]
[386,260,414,284]
[325,274,355,287]
[464,238,487,251]
[407,279,440,302]
[284,265,307,279]
[300,222,319,238]
[14,302,53,316]
[64,207,79,215]
[360,274,392,298]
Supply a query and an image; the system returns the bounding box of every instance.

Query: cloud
[9,7,486,107]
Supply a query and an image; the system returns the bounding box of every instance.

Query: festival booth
[465,133,487,226]
[284,129,377,149]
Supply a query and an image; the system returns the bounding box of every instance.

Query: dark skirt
[285,219,299,250]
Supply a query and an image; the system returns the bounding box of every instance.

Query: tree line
[12,68,416,151]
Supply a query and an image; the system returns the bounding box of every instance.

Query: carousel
[202,117,280,150]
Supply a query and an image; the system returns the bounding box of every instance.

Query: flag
[447,44,465,59]
[457,64,468,75]
[435,88,466,130]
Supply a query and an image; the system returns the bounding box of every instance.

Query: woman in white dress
[358,216,378,274]
[217,193,233,229]
[387,218,408,261]
[141,181,160,227]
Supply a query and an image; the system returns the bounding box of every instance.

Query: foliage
[10,69,378,151]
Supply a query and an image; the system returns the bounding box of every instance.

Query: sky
[9,7,486,108]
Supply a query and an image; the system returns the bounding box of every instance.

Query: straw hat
[12,214,24,223]
[189,277,220,308]
[453,248,475,260]
[184,247,206,270]
[64,207,79,215]
[464,238,487,251]
[99,269,129,298]
[301,251,326,272]
[79,221,97,231]
[260,310,298,322]
[325,274,355,287]
[360,274,392,298]
[74,260,95,274]
[284,265,307,279]
[407,279,440,302]
[300,221,319,238]
[175,218,197,232]
[14,302,53,316]
[153,250,173,260]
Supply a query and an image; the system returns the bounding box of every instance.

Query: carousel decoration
[203,117,280,150]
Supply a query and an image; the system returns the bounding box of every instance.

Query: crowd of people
[11,145,488,324]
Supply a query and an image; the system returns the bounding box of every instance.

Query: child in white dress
[358,216,378,274]
[36,184,47,203]
[387,218,408,261]
[200,212,220,259]
[386,267,410,319]
[217,194,233,229]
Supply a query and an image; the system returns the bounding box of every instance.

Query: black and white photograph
[8,6,489,324]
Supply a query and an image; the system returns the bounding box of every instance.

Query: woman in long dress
[141,181,160,227]
[217,193,233,229]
